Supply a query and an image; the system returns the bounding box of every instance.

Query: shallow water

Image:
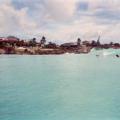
[0,51,120,120]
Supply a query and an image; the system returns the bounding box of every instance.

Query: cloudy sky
[0,0,120,43]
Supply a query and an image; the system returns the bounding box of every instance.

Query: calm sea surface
[0,49,120,120]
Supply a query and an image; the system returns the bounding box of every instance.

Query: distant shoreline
[0,36,120,55]
[0,47,120,55]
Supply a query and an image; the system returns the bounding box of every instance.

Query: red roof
[0,38,18,43]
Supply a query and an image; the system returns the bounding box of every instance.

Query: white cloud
[42,0,78,22]
[0,0,120,43]
[0,0,37,36]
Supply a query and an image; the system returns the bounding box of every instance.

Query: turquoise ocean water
[0,49,120,120]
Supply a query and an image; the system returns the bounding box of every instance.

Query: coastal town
[0,36,120,55]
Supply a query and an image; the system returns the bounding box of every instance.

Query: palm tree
[77,38,81,46]
[29,38,37,47]
[40,36,46,47]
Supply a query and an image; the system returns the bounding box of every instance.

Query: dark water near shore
[0,50,120,120]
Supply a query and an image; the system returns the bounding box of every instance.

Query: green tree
[77,38,81,46]
[40,36,46,45]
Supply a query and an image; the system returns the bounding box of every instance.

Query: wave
[92,48,120,57]
[102,51,116,56]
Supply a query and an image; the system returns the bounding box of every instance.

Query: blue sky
[0,0,120,43]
